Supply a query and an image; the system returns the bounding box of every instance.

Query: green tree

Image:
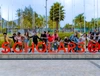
[48,20,56,29]
[16,9,23,26]
[49,2,65,30]
[73,13,84,31]
[64,23,73,29]
[35,15,46,28]
[22,6,33,29]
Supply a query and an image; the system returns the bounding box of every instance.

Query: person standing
[48,34,54,51]
[16,32,23,50]
[53,30,58,41]
[24,32,30,46]
[29,33,41,52]
[3,33,11,52]
[9,33,17,43]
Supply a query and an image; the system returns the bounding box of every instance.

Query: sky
[0,0,100,27]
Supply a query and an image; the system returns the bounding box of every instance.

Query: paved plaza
[0,60,100,76]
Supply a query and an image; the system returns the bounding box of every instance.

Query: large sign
[1,42,99,54]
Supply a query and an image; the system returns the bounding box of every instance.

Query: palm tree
[50,2,65,30]
[73,13,84,32]
[90,18,97,30]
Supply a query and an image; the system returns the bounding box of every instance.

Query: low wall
[0,54,100,60]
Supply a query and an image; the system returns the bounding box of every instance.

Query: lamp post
[0,5,3,33]
[45,0,48,31]
[73,0,75,32]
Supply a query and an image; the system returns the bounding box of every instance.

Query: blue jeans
[24,39,29,46]
[54,45,57,50]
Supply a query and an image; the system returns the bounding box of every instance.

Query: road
[0,60,100,76]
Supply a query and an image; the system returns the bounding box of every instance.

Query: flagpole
[84,0,86,33]
[94,0,95,29]
[12,0,13,34]
[53,5,54,33]
[7,6,9,33]
[32,5,34,29]
[0,5,3,33]
[97,0,98,31]
[73,0,75,32]
[59,0,60,32]
[22,0,23,29]
[72,0,74,32]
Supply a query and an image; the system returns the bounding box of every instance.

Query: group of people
[3,30,59,52]
[2,29,100,53]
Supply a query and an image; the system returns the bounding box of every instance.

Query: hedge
[58,32,74,39]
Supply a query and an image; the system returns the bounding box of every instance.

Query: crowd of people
[2,29,100,53]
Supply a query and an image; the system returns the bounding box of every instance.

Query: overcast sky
[0,0,100,27]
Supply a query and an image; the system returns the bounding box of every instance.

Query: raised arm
[29,36,33,38]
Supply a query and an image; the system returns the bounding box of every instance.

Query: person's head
[44,31,46,34]
[3,33,7,37]
[79,37,82,41]
[94,29,97,32]
[96,32,99,35]
[13,33,16,36]
[58,37,61,41]
[64,37,67,39]
[55,38,58,42]
[83,33,87,37]
[74,32,78,37]
[34,32,37,35]
[17,32,21,36]
[24,32,29,36]
[48,34,51,37]
[90,35,94,40]
[54,30,57,34]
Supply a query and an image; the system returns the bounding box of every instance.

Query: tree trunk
[56,21,59,31]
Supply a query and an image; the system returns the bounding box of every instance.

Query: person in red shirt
[53,30,58,40]
[48,34,54,51]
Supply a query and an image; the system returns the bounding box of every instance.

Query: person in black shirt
[29,33,41,53]
[41,31,47,44]
[40,31,47,52]
[9,33,17,43]
[30,33,41,46]
[64,37,70,47]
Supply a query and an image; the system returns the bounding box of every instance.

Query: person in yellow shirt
[3,33,12,52]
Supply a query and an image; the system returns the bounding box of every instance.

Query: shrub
[58,32,74,39]
[0,34,3,37]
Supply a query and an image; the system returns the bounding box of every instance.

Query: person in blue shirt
[69,32,79,52]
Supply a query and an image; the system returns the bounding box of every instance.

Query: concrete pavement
[0,60,100,76]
